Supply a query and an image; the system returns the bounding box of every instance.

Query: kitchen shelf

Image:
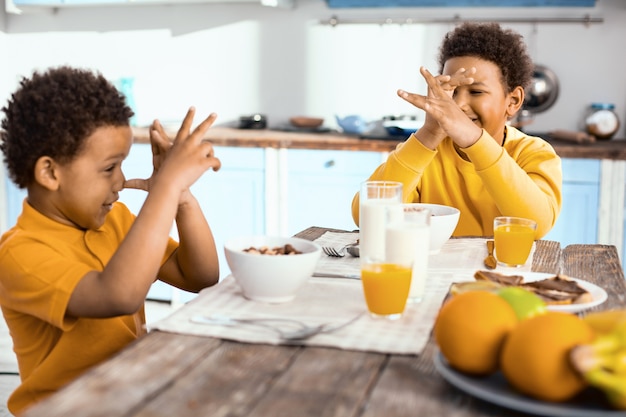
[320,14,603,26]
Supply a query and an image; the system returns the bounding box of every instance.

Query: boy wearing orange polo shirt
[351,22,562,239]
[0,66,221,415]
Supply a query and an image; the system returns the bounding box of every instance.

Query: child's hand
[436,67,476,95]
[397,66,482,148]
[124,108,221,195]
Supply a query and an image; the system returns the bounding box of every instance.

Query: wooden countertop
[132,127,626,160]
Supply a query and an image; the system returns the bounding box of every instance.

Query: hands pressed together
[397,66,482,150]
[123,107,222,203]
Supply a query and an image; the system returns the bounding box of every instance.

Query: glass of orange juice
[361,205,418,320]
[361,261,412,320]
[493,217,537,268]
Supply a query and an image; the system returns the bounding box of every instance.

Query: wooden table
[22,227,626,417]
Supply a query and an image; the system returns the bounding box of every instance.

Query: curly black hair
[0,66,134,189]
[438,22,534,94]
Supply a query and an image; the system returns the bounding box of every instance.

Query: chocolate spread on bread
[474,270,524,286]
[473,270,591,305]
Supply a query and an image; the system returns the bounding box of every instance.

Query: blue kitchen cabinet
[543,158,600,246]
[286,149,383,237]
[120,144,265,303]
[4,176,27,229]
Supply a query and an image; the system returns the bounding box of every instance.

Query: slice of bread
[472,270,591,305]
[474,270,524,286]
[450,281,503,296]
[521,275,593,305]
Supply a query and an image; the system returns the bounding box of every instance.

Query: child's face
[52,125,133,230]
[443,56,517,144]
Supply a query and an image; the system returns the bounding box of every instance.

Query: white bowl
[408,203,460,253]
[224,236,321,303]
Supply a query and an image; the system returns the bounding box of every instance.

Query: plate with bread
[451,270,607,314]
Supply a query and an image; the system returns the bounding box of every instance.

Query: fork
[322,245,348,257]
[190,312,364,341]
[322,242,358,257]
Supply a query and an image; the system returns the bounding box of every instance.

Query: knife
[313,273,361,280]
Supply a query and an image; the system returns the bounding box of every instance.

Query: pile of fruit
[434,286,626,409]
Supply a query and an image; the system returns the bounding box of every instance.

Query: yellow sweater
[351,127,562,238]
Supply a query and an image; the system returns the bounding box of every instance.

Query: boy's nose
[454,91,471,111]
[114,170,126,192]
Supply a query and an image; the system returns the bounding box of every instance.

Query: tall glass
[386,204,431,303]
[359,181,403,263]
[359,181,405,320]
[361,258,412,320]
[493,216,537,267]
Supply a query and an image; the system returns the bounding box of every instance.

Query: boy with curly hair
[0,66,222,415]
[352,22,562,238]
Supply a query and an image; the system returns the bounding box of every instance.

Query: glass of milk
[386,204,431,304]
[359,181,403,264]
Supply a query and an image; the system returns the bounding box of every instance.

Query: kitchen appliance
[585,103,620,140]
[239,114,267,129]
[514,64,559,129]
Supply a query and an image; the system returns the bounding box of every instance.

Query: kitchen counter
[131,126,626,260]
[132,127,626,159]
[131,127,402,153]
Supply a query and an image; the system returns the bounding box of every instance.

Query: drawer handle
[324,160,336,168]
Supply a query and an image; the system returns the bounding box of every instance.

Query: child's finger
[207,156,222,172]
[190,113,218,141]
[175,107,197,142]
[420,66,442,91]
[123,178,149,191]
[200,139,221,171]
[448,67,475,88]
[149,125,171,164]
[397,89,427,109]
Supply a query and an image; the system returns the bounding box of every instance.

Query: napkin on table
[149,274,467,356]
[150,233,534,356]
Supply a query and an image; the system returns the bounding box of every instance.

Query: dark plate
[434,351,625,417]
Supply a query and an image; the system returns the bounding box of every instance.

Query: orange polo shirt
[0,200,177,415]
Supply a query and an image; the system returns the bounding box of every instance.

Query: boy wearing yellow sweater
[352,22,561,239]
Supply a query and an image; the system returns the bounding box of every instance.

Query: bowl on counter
[407,203,460,253]
[289,116,324,129]
[383,119,424,137]
[224,236,321,303]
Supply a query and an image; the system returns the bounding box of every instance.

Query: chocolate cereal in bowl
[224,236,321,303]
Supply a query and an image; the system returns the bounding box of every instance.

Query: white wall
[1,0,625,138]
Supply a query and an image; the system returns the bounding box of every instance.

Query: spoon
[189,312,364,341]
[484,240,497,269]
[346,242,360,257]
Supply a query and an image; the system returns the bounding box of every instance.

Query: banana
[583,309,626,335]
[582,368,626,410]
[570,312,626,410]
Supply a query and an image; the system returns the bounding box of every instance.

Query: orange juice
[494,224,536,266]
[361,263,412,318]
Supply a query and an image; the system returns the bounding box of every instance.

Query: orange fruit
[500,311,594,402]
[434,291,518,375]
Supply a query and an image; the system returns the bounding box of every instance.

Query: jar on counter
[585,103,620,140]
